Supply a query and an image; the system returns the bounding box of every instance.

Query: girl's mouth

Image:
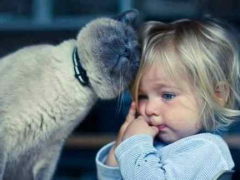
[157,125,167,131]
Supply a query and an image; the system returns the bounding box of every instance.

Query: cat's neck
[50,39,98,114]
[34,39,99,137]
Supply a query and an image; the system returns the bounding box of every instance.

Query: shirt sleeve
[95,141,123,180]
[115,134,234,180]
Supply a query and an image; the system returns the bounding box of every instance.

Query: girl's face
[138,61,203,144]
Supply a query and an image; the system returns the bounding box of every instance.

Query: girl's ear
[214,83,230,107]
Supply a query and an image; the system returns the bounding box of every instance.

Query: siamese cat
[0,10,140,180]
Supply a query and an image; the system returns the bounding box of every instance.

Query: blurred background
[0,0,240,179]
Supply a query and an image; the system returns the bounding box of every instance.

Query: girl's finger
[125,101,137,123]
[117,102,138,146]
[150,126,159,137]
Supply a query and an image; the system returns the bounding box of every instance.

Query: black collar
[72,47,89,87]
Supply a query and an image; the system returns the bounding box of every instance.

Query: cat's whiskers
[116,90,123,117]
[115,70,124,116]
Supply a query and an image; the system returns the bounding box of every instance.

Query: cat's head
[76,9,140,99]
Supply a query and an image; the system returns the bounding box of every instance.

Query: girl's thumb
[151,126,159,137]
[125,101,136,123]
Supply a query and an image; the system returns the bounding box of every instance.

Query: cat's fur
[0,10,140,180]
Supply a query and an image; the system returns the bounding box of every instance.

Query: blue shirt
[96,133,234,180]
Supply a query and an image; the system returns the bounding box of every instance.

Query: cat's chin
[93,86,125,100]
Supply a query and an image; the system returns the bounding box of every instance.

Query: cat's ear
[114,9,139,26]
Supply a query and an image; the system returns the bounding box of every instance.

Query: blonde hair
[131,19,240,132]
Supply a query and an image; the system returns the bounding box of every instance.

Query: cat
[0,9,140,180]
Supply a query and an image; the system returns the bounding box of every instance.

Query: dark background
[0,0,240,179]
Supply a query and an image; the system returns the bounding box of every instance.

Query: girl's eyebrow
[155,82,180,89]
[139,82,180,93]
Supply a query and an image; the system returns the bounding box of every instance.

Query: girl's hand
[122,116,159,141]
[105,101,137,167]
[116,101,137,147]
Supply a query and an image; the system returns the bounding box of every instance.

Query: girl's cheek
[138,102,145,116]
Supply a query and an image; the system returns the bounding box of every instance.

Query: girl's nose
[145,99,161,117]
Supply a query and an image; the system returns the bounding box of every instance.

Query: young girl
[95,19,240,180]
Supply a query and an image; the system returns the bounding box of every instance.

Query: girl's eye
[138,94,147,100]
[162,93,176,100]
